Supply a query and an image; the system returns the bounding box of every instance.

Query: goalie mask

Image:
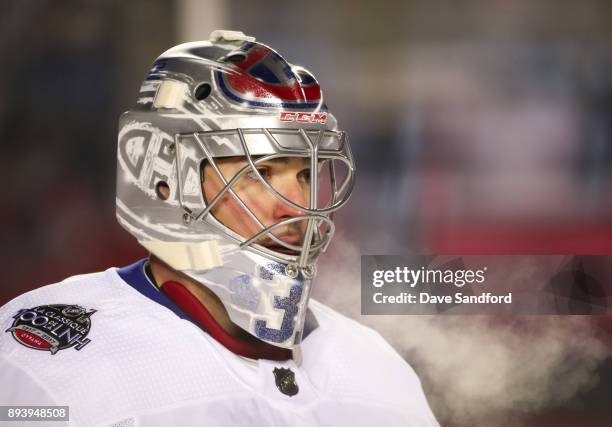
[116,30,356,349]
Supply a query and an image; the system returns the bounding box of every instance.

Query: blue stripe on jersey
[116,259,190,321]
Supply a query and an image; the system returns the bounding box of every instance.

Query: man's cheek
[202,179,223,203]
[245,196,272,220]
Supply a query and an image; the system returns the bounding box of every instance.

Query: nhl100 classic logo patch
[6,304,96,355]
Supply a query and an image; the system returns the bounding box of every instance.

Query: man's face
[203,156,312,254]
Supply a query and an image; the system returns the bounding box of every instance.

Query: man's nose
[272,179,307,219]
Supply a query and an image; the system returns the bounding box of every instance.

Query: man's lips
[277,235,301,245]
[259,235,302,255]
[265,245,300,255]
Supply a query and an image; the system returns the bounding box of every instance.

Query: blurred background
[1,0,612,425]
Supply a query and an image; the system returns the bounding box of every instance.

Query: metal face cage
[173,127,356,273]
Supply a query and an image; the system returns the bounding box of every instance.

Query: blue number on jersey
[254,283,303,343]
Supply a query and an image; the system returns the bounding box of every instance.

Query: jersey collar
[116,259,189,320]
[117,258,297,361]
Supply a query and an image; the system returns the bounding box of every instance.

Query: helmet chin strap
[160,280,292,361]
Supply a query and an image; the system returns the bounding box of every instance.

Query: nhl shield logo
[6,304,96,355]
[273,367,299,397]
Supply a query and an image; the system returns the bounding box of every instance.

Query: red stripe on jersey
[161,281,292,361]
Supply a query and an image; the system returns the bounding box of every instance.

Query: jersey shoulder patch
[0,271,110,356]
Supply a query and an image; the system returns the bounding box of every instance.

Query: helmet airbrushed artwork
[116,30,356,348]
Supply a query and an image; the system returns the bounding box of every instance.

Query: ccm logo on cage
[279,112,327,124]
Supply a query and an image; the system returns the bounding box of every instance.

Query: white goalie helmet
[116,30,356,348]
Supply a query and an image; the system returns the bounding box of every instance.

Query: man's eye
[247,167,270,181]
[298,169,311,183]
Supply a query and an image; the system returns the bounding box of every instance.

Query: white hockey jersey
[0,259,439,427]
